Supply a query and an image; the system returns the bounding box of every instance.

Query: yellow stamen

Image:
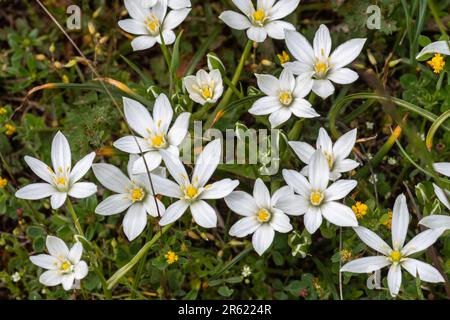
[165,250,179,264]
[145,15,159,33]
[186,185,198,198]
[56,177,66,185]
[390,250,402,263]
[315,62,328,76]
[151,135,164,148]
[352,201,368,219]
[277,51,290,65]
[256,208,271,222]
[279,91,292,106]
[131,187,145,202]
[323,151,334,168]
[427,53,445,74]
[310,191,324,206]
[253,10,265,22]
[201,86,213,99]
[60,261,71,271]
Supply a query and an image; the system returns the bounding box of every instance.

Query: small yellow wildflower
[352,201,368,219]
[165,250,179,265]
[3,124,16,136]
[277,51,290,65]
[0,107,7,115]
[0,177,7,188]
[383,209,393,229]
[340,249,352,262]
[427,53,445,74]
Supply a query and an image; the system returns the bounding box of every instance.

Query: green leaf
[218,285,234,297]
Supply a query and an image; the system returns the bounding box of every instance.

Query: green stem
[106,224,172,290]
[159,34,173,95]
[66,198,84,237]
[425,109,450,150]
[427,0,448,35]
[131,226,153,298]
[206,40,253,128]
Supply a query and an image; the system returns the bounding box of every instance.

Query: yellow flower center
[56,177,66,185]
[427,53,445,74]
[151,135,165,148]
[131,187,145,202]
[60,261,72,272]
[279,91,292,106]
[390,250,402,263]
[186,185,198,198]
[253,10,265,23]
[277,51,290,65]
[165,250,179,264]
[310,191,324,206]
[314,61,329,78]
[201,86,213,99]
[352,201,368,219]
[256,208,271,223]
[144,15,160,34]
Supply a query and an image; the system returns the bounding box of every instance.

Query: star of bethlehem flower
[30,236,88,291]
[114,94,190,174]
[92,155,165,241]
[219,0,300,43]
[289,127,359,181]
[15,131,97,209]
[225,178,302,255]
[183,69,224,105]
[140,0,191,10]
[284,24,366,99]
[341,194,446,297]
[282,150,358,234]
[416,40,449,74]
[419,162,450,230]
[248,69,319,128]
[118,0,191,51]
[153,139,239,228]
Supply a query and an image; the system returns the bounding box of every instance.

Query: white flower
[11,272,21,282]
[15,131,97,209]
[183,69,224,105]
[141,0,191,10]
[282,150,358,234]
[416,41,450,59]
[219,0,300,43]
[248,69,319,128]
[341,194,445,297]
[284,24,366,99]
[118,0,190,51]
[30,236,88,291]
[92,155,166,241]
[289,127,359,181]
[113,94,190,174]
[154,139,239,228]
[420,215,450,231]
[225,179,297,255]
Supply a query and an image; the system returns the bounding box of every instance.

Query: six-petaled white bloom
[219,0,300,43]
[114,94,190,174]
[249,69,319,128]
[92,155,165,241]
[15,131,97,209]
[183,69,224,105]
[284,24,366,99]
[289,127,359,181]
[30,236,88,291]
[341,194,445,297]
[118,0,190,51]
[141,0,191,10]
[225,179,299,255]
[154,139,239,228]
[282,150,358,234]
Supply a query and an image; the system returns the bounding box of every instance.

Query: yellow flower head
[0,177,7,188]
[277,51,290,65]
[3,124,16,136]
[383,209,393,229]
[340,249,352,262]
[0,108,7,115]
[165,250,179,265]
[352,201,368,219]
[427,53,445,74]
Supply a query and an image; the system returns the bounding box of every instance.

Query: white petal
[123,97,154,137]
[192,139,221,187]
[293,72,314,98]
[30,254,59,270]
[387,264,402,297]
[61,274,75,291]
[269,0,300,20]
[316,127,333,154]
[328,68,359,84]
[219,11,251,30]
[290,99,319,119]
[278,68,295,91]
[312,79,335,99]
[229,216,260,237]
[271,185,293,204]
[156,30,176,45]
[118,19,148,35]
[149,174,183,198]
[283,61,314,75]
[255,73,279,96]
[168,0,191,9]
[51,131,71,174]
[46,235,69,257]
[330,38,367,70]
[113,136,151,154]
[401,228,445,256]
[67,242,83,264]
[321,201,358,227]
[159,200,189,225]
[333,159,359,173]
[252,224,275,255]
[309,150,329,191]
[416,41,450,59]
[433,162,450,177]
[24,156,53,184]
[123,204,148,241]
[200,179,239,199]
[68,182,97,199]
[324,180,357,201]
[313,24,332,59]
[132,151,163,174]
[124,0,149,20]
[95,194,132,216]
[353,226,392,256]
[249,96,282,115]
[160,150,189,186]
[284,30,315,66]
[304,207,322,234]
[274,194,308,216]
[253,178,271,209]
[39,270,62,287]
[333,128,357,160]
[190,200,217,228]
[131,35,157,51]
[247,27,267,43]
[163,8,190,30]
[433,184,450,210]
[288,141,315,164]
[92,163,130,194]
[265,21,295,40]
[74,261,89,280]
[282,169,310,197]
[70,152,96,183]
[15,183,55,200]
[167,112,190,146]
[391,194,409,251]
[341,256,391,273]
[225,191,259,216]
[268,108,292,128]
[270,212,293,233]
[50,192,67,209]
[419,215,450,230]
[144,196,165,217]
[401,258,444,283]
[231,0,254,15]
[153,93,173,135]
